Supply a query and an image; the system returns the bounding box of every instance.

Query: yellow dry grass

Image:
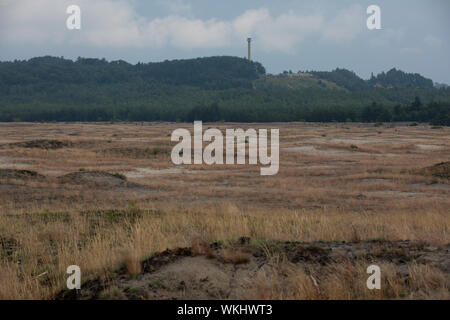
[0,122,449,299]
[0,204,448,299]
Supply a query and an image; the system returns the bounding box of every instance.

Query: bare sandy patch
[366,190,424,198]
[416,144,446,151]
[284,145,371,156]
[122,167,225,179]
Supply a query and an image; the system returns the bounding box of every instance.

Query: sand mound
[99,147,169,159]
[415,162,450,179]
[7,139,73,150]
[59,171,136,188]
[56,240,449,300]
[0,169,44,180]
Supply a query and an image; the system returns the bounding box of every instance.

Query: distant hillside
[255,73,346,91]
[0,56,265,90]
[309,69,369,91]
[435,82,449,89]
[0,56,449,124]
[368,68,434,89]
[304,68,434,91]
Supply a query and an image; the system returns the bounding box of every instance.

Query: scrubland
[0,122,448,299]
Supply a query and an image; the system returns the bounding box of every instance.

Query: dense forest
[0,56,449,125]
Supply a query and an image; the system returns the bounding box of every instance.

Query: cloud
[144,16,232,49]
[322,4,364,42]
[232,9,324,53]
[368,28,405,48]
[0,0,68,44]
[424,35,442,48]
[400,47,421,54]
[157,0,193,16]
[0,0,365,53]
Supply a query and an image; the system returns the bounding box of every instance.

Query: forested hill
[0,56,265,90]
[0,56,449,124]
[368,68,434,89]
[308,68,434,91]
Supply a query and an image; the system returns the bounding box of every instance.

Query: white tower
[247,38,252,61]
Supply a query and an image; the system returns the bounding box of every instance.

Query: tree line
[0,56,449,125]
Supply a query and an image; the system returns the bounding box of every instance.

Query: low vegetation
[0,122,448,299]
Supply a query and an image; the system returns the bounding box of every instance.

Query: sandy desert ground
[0,122,448,299]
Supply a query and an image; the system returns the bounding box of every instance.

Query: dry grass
[250,257,449,300]
[98,286,126,300]
[221,247,251,265]
[0,205,448,299]
[0,122,449,299]
[191,238,214,258]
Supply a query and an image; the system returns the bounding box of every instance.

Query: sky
[0,0,449,83]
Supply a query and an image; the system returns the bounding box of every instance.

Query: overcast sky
[0,0,449,83]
